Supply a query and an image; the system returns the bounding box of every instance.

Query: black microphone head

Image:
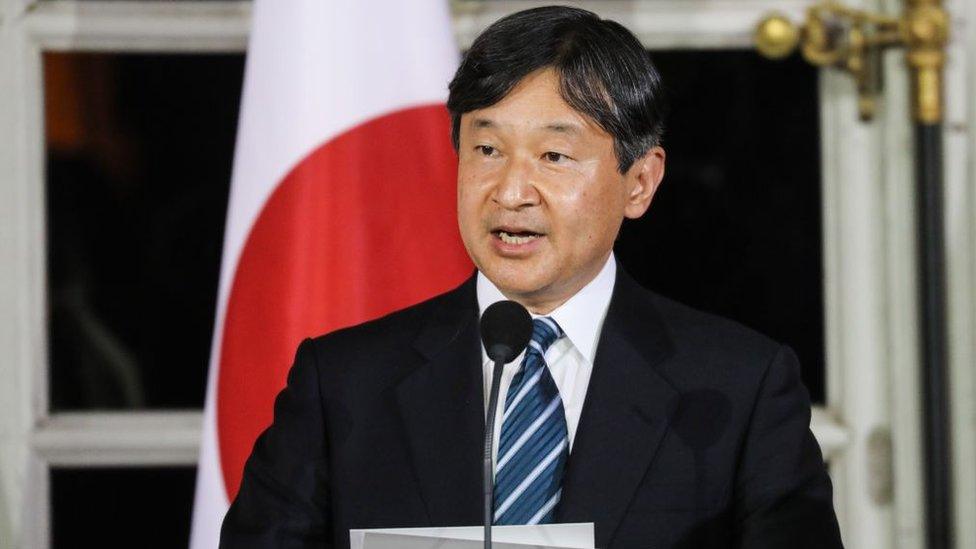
[480,300,532,363]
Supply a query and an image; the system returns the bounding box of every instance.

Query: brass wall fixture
[755,0,948,122]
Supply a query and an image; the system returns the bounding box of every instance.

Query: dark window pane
[51,467,196,549]
[616,50,825,402]
[45,53,243,410]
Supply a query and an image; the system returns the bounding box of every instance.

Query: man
[220,6,843,548]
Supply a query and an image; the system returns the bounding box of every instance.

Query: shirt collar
[476,253,616,364]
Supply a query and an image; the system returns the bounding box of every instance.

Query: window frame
[3,0,962,547]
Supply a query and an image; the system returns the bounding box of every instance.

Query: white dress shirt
[478,253,616,467]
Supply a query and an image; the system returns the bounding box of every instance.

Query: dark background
[617,50,823,399]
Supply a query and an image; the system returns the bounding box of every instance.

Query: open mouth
[493,230,542,245]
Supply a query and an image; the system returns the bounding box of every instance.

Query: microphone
[479,300,532,549]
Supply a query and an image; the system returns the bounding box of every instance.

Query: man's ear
[623,146,666,219]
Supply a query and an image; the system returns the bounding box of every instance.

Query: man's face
[457,68,665,313]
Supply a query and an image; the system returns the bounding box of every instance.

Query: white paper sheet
[349,523,595,549]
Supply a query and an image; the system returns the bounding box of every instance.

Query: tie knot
[530,317,563,355]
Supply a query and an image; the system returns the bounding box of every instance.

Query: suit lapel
[556,268,678,547]
[395,276,485,526]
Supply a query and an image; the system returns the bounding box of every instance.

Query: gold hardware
[904,1,948,123]
[755,14,800,59]
[755,0,949,123]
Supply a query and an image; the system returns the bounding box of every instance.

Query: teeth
[498,231,538,245]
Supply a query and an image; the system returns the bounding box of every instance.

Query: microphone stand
[483,356,506,549]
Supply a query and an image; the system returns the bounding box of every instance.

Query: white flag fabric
[189,1,469,546]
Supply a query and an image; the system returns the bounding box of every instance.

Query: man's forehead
[469,116,584,136]
[460,68,597,132]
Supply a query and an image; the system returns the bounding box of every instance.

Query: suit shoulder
[651,291,778,348]
[302,277,474,373]
[641,288,783,374]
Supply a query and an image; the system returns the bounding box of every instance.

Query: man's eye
[543,151,568,163]
[476,145,496,157]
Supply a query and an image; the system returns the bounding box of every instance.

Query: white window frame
[0,3,250,548]
[3,1,973,548]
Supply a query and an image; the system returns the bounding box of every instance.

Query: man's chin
[483,271,562,311]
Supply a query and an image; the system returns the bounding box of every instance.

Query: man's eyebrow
[471,118,495,129]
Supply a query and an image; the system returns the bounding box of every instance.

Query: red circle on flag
[216,105,473,500]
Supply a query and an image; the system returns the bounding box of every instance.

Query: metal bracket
[755,0,948,123]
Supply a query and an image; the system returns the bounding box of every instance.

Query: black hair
[447,5,667,173]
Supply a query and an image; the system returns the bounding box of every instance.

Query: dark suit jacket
[220,267,843,548]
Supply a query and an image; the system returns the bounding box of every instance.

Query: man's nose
[492,157,539,210]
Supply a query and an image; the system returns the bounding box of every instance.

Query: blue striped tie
[494,317,567,525]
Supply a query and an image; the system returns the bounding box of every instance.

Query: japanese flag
[189,1,470,546]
